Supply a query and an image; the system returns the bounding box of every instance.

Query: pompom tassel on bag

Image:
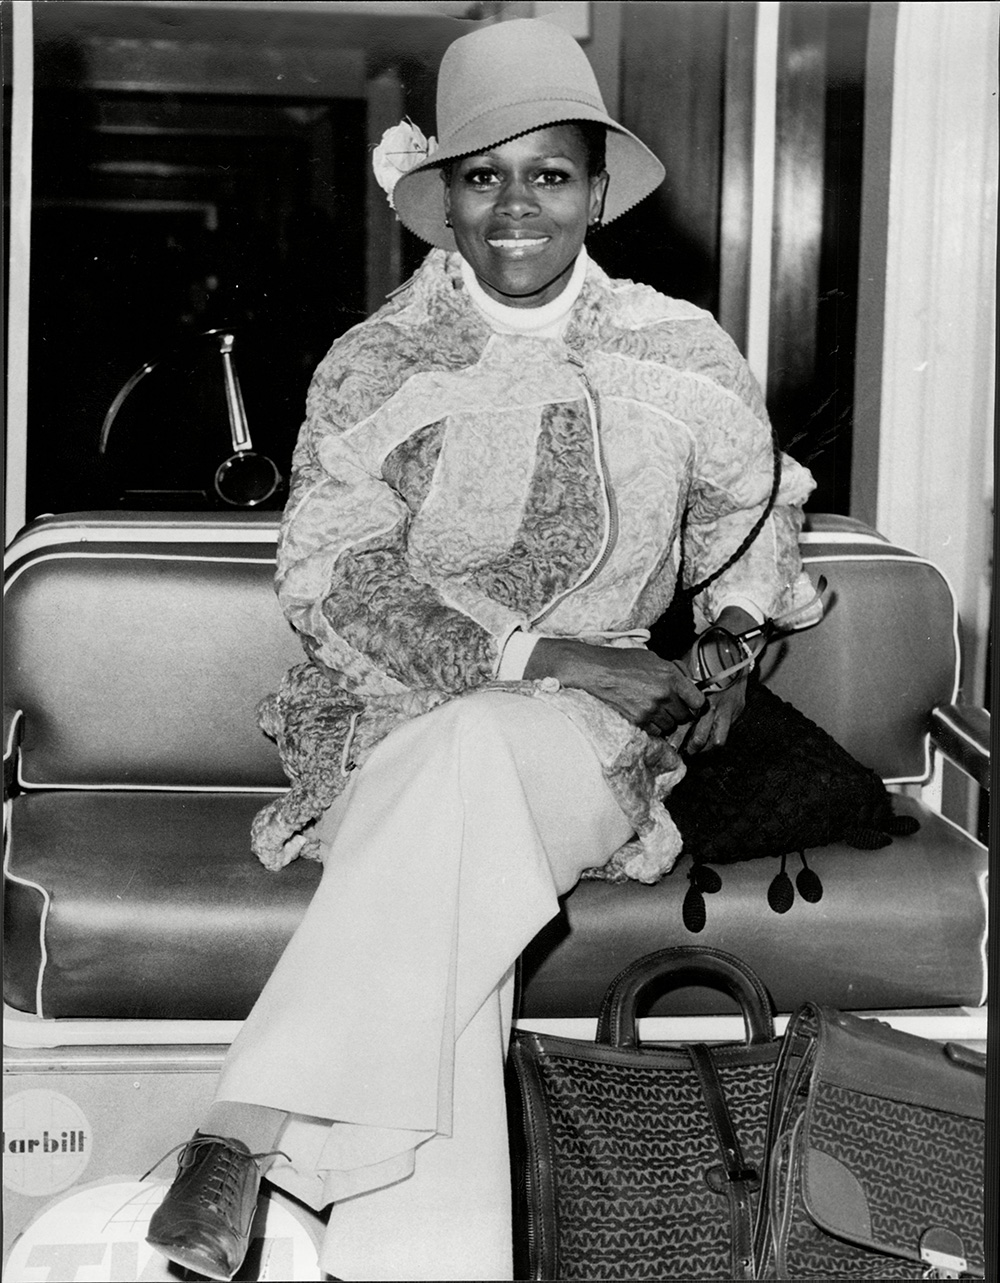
[669,679,920,933]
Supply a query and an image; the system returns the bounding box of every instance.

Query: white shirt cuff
[714,595,766,626]
[496,629,542,680]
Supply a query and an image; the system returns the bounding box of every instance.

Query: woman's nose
[496,176,539,218]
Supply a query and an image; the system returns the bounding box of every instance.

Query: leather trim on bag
[509,1033,560,1280]
[687,1042,759,1280]
[803,1148,872,1241]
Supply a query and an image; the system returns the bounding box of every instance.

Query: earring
[444,215,453,228]
[588,216,602,231]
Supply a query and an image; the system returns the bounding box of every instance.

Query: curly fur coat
[251,249,818,880]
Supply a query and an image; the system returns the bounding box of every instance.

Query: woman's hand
[680,604,758,754]
[523,637,705,737]
[680,676,747,753]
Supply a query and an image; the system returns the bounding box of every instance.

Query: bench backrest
[4,512,958,791]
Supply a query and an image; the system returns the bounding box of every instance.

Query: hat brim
[392,106,665,251]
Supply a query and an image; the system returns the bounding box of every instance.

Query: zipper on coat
[528,353,618,628]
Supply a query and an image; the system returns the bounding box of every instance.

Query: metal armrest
[4,707,24,800]
[929,704,991,792]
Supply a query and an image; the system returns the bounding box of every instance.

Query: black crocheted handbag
[667,678,920,932]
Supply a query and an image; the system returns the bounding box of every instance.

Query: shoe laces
[141,1133,290,1186]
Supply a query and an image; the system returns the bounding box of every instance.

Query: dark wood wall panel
[719,2,757,353]
[610,1,867,515]
[599,1,726,314]
[768,4,828,432]
[768,2,868,513]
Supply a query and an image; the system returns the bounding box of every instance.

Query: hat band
[438,88,608,152]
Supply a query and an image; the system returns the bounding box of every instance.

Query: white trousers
[214,690,634,1281]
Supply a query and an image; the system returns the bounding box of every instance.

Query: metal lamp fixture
[99,329,282,508]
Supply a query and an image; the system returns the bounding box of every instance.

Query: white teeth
[488,238,547,248]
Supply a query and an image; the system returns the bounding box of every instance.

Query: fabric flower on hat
[372,119,437,210]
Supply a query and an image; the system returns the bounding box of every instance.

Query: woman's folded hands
[524,637,705,741]
[523,602,757,753]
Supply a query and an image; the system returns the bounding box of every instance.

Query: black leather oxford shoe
[146,1133,268,1281]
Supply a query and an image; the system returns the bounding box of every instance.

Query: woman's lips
[485,235,550,256]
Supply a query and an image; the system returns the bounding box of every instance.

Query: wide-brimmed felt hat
[392,18,665,250]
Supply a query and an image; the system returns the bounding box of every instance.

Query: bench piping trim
[931,705,991,752]
[3,521,279,568]
[3,800,50,1019]
[4,550,277,591]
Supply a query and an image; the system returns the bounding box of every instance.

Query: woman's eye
[464,168,500,188]
[460,166,576,190]
[535,169,572,186]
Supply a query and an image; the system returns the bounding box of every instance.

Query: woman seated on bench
[146,18,820,1282]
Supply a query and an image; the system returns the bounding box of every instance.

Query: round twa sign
[3,1090,92,1197]
[3,1179,323,1281]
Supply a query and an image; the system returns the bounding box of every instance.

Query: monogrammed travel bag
[756,1003,986,1279]
[507,946,780,1281]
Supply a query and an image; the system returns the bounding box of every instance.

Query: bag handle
[595,946,775,1049]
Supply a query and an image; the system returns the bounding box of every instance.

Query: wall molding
[745,0,780,391]
[851,1,897,528]
[875,0,997,712]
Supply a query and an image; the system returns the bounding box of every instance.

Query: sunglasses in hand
[693,578,828,693]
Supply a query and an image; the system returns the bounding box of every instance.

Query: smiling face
[443,124,608,309]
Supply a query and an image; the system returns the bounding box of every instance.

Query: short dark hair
[438,120,608,183]
[571,120,607,178]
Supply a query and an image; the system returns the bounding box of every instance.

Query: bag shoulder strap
[752,1004,821,1268]
[687,1043,760,1280]
[682,430,782,602]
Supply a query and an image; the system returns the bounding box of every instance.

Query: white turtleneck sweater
[459,246,589,343]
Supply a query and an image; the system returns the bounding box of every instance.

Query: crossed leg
[155,691,634,1280]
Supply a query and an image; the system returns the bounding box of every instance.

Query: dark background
[13,1,867,518]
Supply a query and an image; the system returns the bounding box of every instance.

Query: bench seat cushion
[4,790,986,1021]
